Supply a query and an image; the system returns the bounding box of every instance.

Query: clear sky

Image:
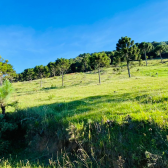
[0,0,168,73]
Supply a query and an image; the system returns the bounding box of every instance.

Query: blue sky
[0,0,168,73]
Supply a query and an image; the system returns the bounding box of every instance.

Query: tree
[0,80,14,115]
[55,58,70,86]
[18,73,24,82]
[116,36,141,78]
[47,62,57,77]
[43,66,50,78]
[154,45,168,63]
[0,56,16,85]
[81,53,91,72]
[90,52,111,84]
[34,65,46,87]
[23,68,35,81]
[106,51,115,64]
[113,51,121,66]
[138,42,153,66]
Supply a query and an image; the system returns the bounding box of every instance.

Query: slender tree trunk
[139,59,141,66]
[52,68,56,77]
[145,50,147,66]
[160,51,163,63]
[39,73,42,87]
[98,67,101,84]
[127,61,131,78]
[62,72,64,86]
[40,78,42,87]
[84,62,87,72]
[1,104,5,115]
[0,76,3,86]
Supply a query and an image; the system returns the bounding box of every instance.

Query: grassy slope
[2,59,168,167]
[9,59,168,126]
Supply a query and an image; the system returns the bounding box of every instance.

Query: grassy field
[9,59,168,124]
[1,59,168,167]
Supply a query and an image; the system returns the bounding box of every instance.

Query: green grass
[8,59,168,125]
[2,59,168,167]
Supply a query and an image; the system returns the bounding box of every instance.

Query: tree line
[4,38,168,84]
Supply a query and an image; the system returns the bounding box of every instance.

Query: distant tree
[23,68,34,81]
[69,58,75,65]
[106,51,115,64]
[18,73,24,82]
[113,51,121,66]
[0,56,16,85]
[90,52,111,84]
[116,36,141,77]
[27,68,35,80]
[47,62,57,77]
[138,42,153,66]
[154,45,168,63]
[34,65,46,87]
[81,53,91,72]
[151,41,160,48]
[0,80,14,115]
[55,58,70,86]
[3,64,16,82]
[43,66,50,78]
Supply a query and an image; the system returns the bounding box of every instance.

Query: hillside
[1,59,168,167]
[15,40,168,83]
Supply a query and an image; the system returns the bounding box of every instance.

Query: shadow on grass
[12,89,168,124]
[2,91,168,167]
[41,86,65,90]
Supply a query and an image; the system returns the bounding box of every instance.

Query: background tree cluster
[14,39,168,82]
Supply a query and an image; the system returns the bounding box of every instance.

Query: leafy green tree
[81,54,91,72]
[43,66,50,78]
[34,65,46,87]
[27,68,35,81]
[138,42,153,66]
[113,51,121,66]
[116,36,140,77]
[3,64,16,82]
[106,51,115,64]
[23,68,35,81]
[18,73,24,82]
[0,80,14,115]
[0,56,16,85]
[90,52,111,84]
[55,58,70,86]
[47,62,57,77]
[154,45,168,63]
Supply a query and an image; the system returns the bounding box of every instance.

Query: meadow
[1,59,168,167]
[9,59,168,124]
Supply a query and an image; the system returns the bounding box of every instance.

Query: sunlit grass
[7,59,168,128]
